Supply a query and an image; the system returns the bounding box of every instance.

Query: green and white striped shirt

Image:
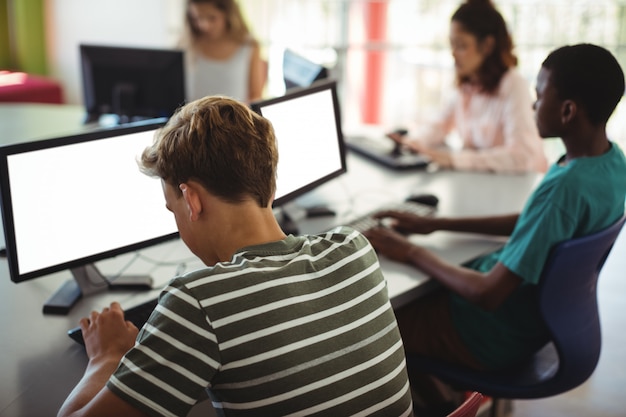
[108,227,412,416]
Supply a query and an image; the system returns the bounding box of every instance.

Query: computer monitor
[0,119,177,314]
[251,80,347,231]
[282,49,329,90]
[0,83,345,315]
[80,44,186,124]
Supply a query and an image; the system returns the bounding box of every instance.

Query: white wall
[45,0,185,105]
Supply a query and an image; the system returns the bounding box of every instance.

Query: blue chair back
[537,215,626,393]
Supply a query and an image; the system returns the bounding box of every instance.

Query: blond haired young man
[58,96,413,417]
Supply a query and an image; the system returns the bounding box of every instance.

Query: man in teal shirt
[366,43,626,410]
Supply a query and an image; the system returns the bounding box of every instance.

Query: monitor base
[43,279,82,315]
[42,264,154,315]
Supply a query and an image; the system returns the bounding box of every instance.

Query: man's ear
[180,183,203,221]
[561,99,578,125]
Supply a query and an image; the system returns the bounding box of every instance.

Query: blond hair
[140,96,277,207]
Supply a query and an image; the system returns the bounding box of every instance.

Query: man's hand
[80,302,138,363]
[58,303,145,417]
[363,226,419,263]
[372,210,439,235]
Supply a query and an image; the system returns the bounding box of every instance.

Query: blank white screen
[258,88,343,202]
[7,129,177,276]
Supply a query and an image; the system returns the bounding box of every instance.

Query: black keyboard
[68,297,159,345]
[345,135,430,170]
[345,201,436,233]
[67,203,434,345]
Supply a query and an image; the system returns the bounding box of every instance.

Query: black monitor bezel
[250,80,347,207]
[80,44,186,122]
[0,119,179,284]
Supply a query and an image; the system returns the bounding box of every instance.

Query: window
[239,0,626,147]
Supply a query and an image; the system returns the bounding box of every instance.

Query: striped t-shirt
[107,227,413,416]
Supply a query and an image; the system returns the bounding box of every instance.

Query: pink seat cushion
[0,71,64,104]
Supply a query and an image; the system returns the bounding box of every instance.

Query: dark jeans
[395,289,484,410]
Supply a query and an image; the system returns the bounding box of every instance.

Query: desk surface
[0,103,90,145]
[0,104,541,416]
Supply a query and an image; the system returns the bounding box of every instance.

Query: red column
[363,1,387,124]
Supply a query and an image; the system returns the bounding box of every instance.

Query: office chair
[447,392,484,417]
[406,216,626,416]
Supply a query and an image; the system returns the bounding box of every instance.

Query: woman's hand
[386,131,406,145]
[386,133,454,168]
[414,147,453,168]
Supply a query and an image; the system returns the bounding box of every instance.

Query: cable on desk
[103,252,143,285]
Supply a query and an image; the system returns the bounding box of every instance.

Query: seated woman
[390,0,547,173]
[179,0,265,103]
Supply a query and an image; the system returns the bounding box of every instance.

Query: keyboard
[68,297,159,345]
[344,135,430,170]
[67,202,434,345]
[345,201,436,233]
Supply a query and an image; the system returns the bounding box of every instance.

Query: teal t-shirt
[451,142,626,370]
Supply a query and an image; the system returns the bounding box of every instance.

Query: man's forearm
[433,213,519,236]
[406,245,484,300]
[57,357,120,417]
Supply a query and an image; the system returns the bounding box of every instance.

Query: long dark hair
[452,0,517,93]
[179,0,255,55]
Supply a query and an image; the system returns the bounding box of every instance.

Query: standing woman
[390,0,547,173]
[180,0,265,102]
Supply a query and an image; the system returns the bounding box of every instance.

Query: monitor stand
[42,263,153,315]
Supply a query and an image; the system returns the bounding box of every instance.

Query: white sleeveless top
[186,43,252,102]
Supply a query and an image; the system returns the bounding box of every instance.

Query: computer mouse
[392,128,408,136]
[405,193,439,207]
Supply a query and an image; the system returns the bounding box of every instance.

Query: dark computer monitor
[0,119,177,314]
[282,49,329,90]
[80,44,186,124]
[251,80,347,231]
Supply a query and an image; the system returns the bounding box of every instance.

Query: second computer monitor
[251,80,346,207]
[80,44,186,124]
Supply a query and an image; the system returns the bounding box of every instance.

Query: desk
[0,105,541,416]
[0,103,89,146]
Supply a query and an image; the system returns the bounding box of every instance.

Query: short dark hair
[451,0,517,93]
[542,44,625,126]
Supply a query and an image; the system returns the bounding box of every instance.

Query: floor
[507,226,626,417]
